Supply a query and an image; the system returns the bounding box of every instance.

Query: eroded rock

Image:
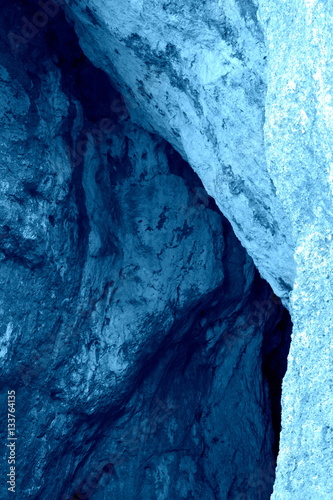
[61,0,296,301]
[0,2,297,499]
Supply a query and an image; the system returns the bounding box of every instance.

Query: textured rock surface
[63,0,296,301]
[59,1,333,497]
[259,1,333,497]
[4,0,332,498]
[0,3,292,499]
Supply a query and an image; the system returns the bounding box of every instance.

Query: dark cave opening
[1,1,293,498]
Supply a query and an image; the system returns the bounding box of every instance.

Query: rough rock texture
[56,0,333,497]
[259,1,333,498]
[62,0,296,301]
[0,3,293,499]
[3,0,332,498]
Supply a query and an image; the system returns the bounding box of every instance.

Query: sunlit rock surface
[0,3,292,499]
[259,1,333,497]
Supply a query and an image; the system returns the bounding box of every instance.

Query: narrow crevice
[262,308,292,459]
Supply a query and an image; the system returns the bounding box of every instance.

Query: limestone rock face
[258,1,333,497]
[63,0,296,301]
[0,3,291,499]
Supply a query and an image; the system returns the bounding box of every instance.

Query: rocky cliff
[1,0,331,499]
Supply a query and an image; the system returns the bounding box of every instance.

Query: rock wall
[4,0,331,498]
[60,0,296,301]
[0,2,292,499]
[259,1,333,497]
[54,0,333,497]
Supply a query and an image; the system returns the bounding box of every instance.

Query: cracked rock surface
[61,1,333,497]
[63,0,296,301]
[2,0,332,499]
[0,3,292,499]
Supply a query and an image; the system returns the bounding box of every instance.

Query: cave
[1,1,331,499]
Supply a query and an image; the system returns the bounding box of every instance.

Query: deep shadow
[2,1,293,498]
